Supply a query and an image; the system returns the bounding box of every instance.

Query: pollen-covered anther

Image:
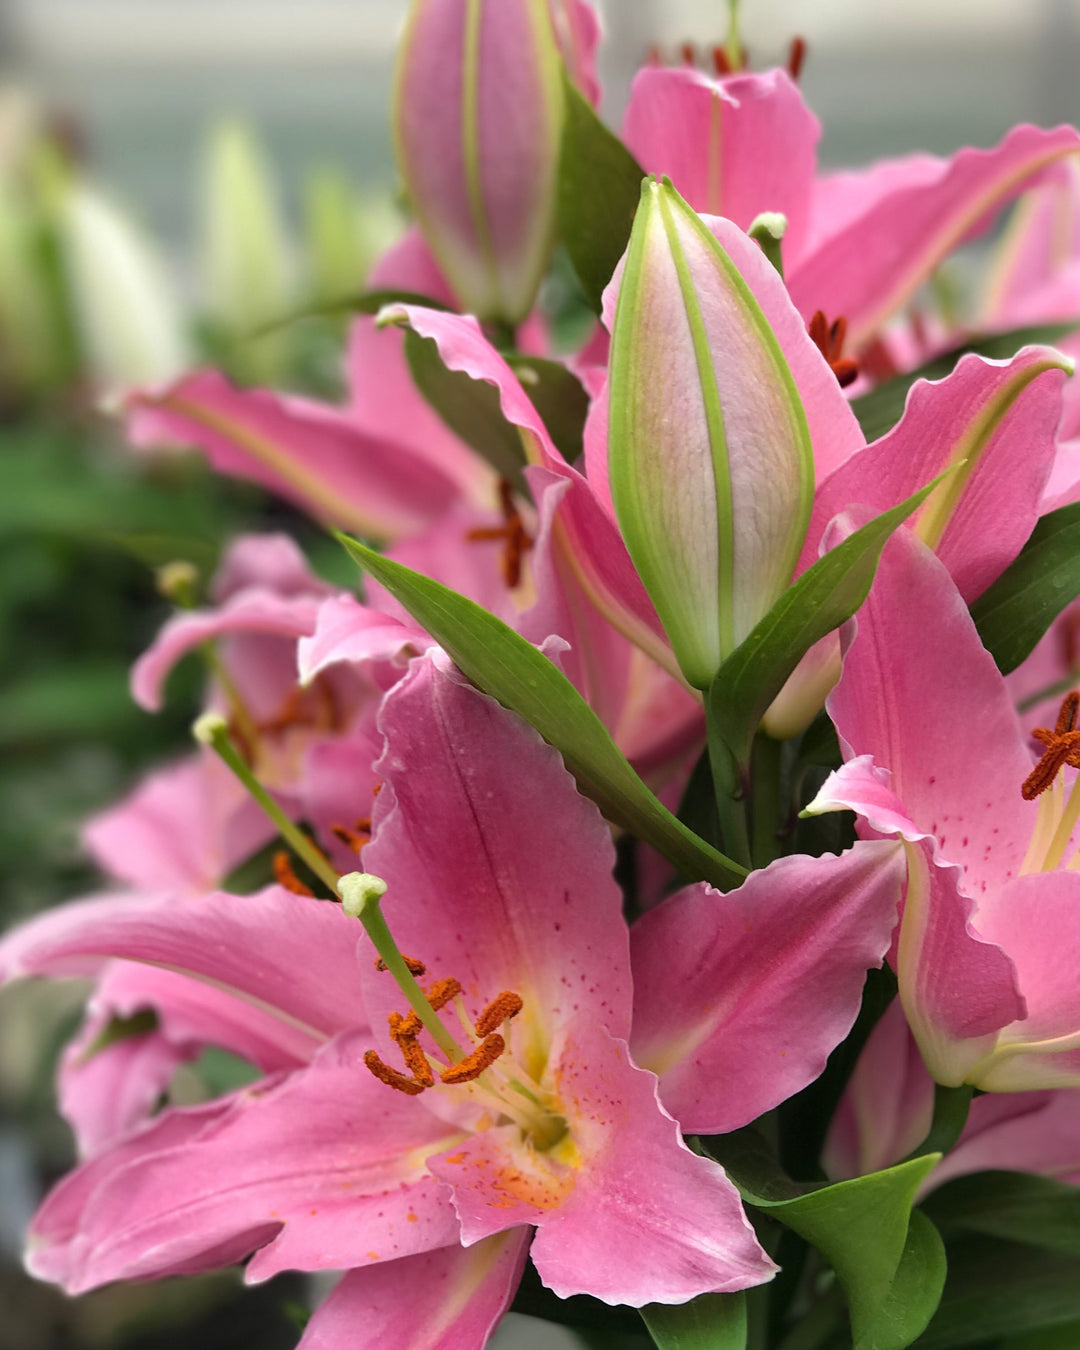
[331,822,370,854]
[787,35,807,81]
[465,479,534,589]
[396,1035,435,1088]
[474,990,524,1037]
[808,310,859,388]
[363,1049,425,1095]
[1022,731,1080,800]
[273,851,314,897]
[375,954,426,976]
[426,976,463,1011]
[440,1034,506,1084]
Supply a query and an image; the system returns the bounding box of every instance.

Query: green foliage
[970,502,1080,674]
[642,1292,747,1350]
[556,71,645,312]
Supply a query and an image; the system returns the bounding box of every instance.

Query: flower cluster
[6,3,1080,1347]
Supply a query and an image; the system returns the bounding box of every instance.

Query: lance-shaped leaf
[608,177,815,690]
[641,1291,746,1350]
[394,0,564,324]
[337,533,746,891]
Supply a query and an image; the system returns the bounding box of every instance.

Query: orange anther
[465,479,534,589]
[1024,692,1080,799]
[375,954,427,976]
[397,1036,435,1088]
[363,1049,425,1095]
[426,976,463,1011]
[787,35,807,82]
[711,44,732,76]
[807,310,859,389]
[388,1010,423,1041]
[331,822,370,854]
[475,991,524,1037]
[680,41,697,66]
[440,1034,506,1084]
[273,851,314,897]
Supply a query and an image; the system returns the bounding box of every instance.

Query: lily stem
[750,731,784,869]
[705,698,752,872]
[904,1082,974,1162]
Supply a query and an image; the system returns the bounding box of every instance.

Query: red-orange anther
[787,36,807,81]
[426,976,463,1012]
[375,954,427,976]
[363,1049,425,1095]
[397,1036,435,1088]
[808,310,860,388]
[273,851,314,897]
[475,991,524,1037]
[465,479,534,589]
[1024,692,1080,799]
[440,1034,506,1084]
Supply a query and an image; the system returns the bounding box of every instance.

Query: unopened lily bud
[608,178,814,691]
[393,0,564,324]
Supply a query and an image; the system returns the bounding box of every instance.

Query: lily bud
[393,0,564,324]
[607,178,814,690]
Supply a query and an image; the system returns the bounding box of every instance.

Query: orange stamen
[787,36,807,81]
[375,954,427,976]
[331,822,370,854]
[273,851,314,897]
[711,44,732,76]
[465,479,534,589]
[426,976,463,1011]
[475,991,524,1037]
[397,1035,435,1088]
[389,1009,423,1041]
[808,310,860,388]
[1024,692,1080,798]
[680,41,697,66]
[363,1049,425,1095]
[440,1034,505,1084]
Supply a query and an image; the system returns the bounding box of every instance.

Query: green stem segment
[706,696,752,873]
[338,872,464,1063]
[193,711,340,894]
[750,731,784,869]
[904,1082,975,1162]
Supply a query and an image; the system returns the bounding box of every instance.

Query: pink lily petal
[623,67,819,258]
[981,158,1080,326]
[823,1000,935,1183]
[932,1088,1080,1190]
[361,651,632,1059]
[380,302,677,675]
[629,842,905,1134]
[210,533,335,603]
[131,588,320,713]
[297,594,430,687]
[801,347,1071,601]
[528,1015,775,1305]
[299,731,384,873]
[126,369,463,541]
[31,1034,464,1293]
[300,1232,530,1350]
[83,753,272,894]
[787,123,1080,350]
[0,886,366,1044]
[59,961,319,1157]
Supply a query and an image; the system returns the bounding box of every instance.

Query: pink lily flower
[807,524,1080,1091]
[623,61,1080,355]
[1,652,905,1335]
[824,1001,1080,1196]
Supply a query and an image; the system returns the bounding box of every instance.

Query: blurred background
[0,1,1078,1346]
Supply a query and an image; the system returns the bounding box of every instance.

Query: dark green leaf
[970,502,1080,674]
[337,534,746,890]
[851,321,1080,442]
[708,1130,943,1350]
[922,1171,1080,1255]
[1000,1322,1080,1349]
[404,328,528,490]
[914,1237,1080,1349]
[642,1291,746,1350]
[557,71,645,312]
[708,476,943,782]
[506,353,589,463]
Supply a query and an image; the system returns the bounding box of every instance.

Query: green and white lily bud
[58,181,190,389]
[393,0,564,325]
[200,120,293,380]
[608,178,814,691]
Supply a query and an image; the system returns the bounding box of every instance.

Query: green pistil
[194,711,340,894]
[338,872,465,1063]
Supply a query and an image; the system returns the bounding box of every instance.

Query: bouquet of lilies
[6,2,1080,1346]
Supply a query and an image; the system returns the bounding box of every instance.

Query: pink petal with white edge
[361,652,632,1063]
[211,533,334,603]
[131,589,320,713]
[31,1034,464,1293]
[83,753,272,894]
[126,369,463,540]
[0,886,366,1043]
[801,348,1070,600]
[787,123,1080,350]
[529,1016,775,1306]
[623,66,819,258]
[300,1232,530,1350]
[630,842,904,1135]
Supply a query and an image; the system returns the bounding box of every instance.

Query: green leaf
[250,287,450,337]
[337,534,746,891]
[506,353,589,464]
[708,1130,944,1350]
[556,70,645,312]
[922,1171,1080,1256]
[914,1237,1080,1349]
[708,476,943,783]
[404,328,528,490]
[642,1291,746,1350]
[851,320,1080,442]
[970,502,1080,674]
